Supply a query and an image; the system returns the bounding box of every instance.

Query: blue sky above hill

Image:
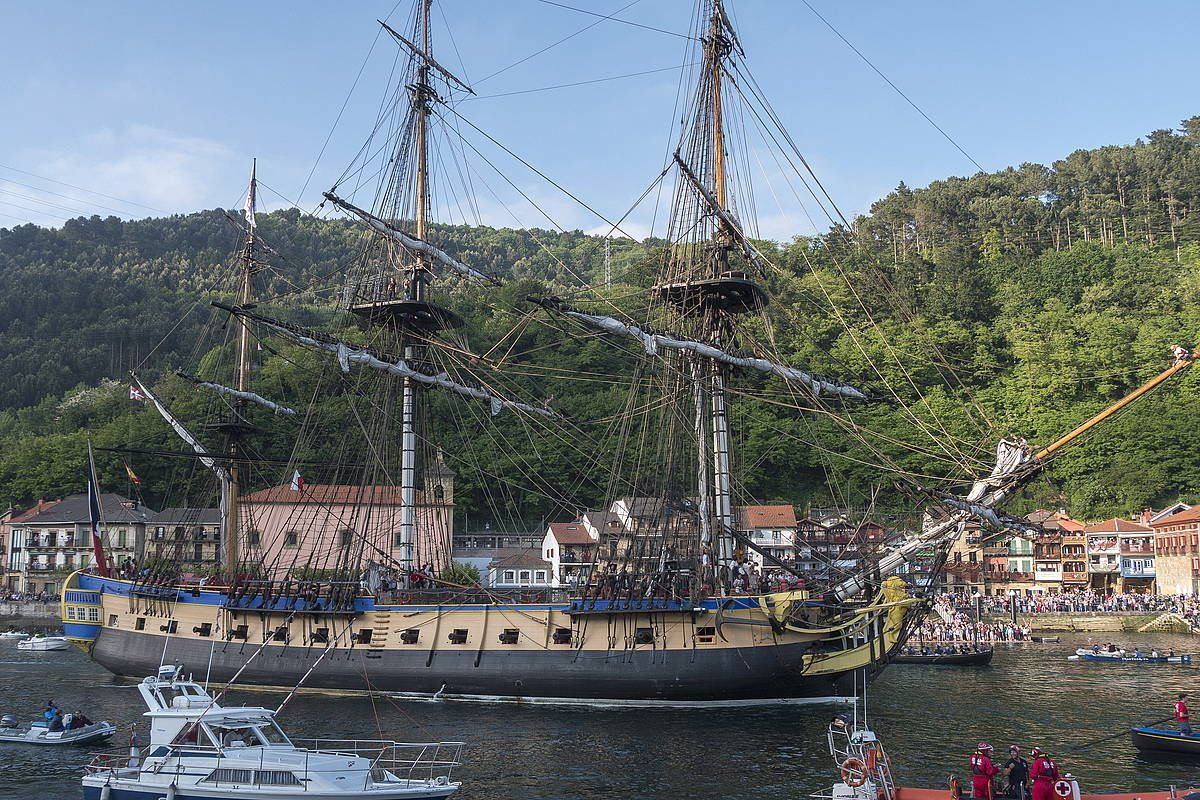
[2,1,1198,240]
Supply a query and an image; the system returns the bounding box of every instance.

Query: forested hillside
[1,118,1198,524]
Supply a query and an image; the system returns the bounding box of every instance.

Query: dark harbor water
[2,632,1199,799]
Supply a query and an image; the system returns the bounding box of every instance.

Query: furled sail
[832,438,1035,600]
[218,305,560,419]
[131,373,229,479]
[180,373,297,416]
[530,296,869,400]
[323,192,502,286]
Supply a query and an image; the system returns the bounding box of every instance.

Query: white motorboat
[0,715,116,747]
[81,666,464,800]
[0,630,30,639]
[16,634,71,651]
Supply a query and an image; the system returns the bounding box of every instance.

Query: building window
[247,529,261,546]
[535,570,547,582]
[393,531,405,548]
[108,614,118,628]
[117,529,127,548]
[284,530,298,547]
[88,607,99,622]
[340,529,354,548]
[503,570,516,583]
[518,570,531,584]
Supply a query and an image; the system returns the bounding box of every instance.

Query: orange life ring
[950,776,961,800]
[841,757,868,787]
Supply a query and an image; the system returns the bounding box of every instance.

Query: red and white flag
[290,469,304,492]
[129,385,145,402]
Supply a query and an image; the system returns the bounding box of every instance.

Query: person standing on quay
[1176,692,1192,736]
[1029,748,1059,800]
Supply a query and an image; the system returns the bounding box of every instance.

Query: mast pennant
[218,305,561,419]
[323,192,502,286]
[244,158,257,231]
[530,297,870,400]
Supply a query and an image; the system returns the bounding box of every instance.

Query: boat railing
[83,750,141,776]
[826,722,896,800]
[293,739,465,785]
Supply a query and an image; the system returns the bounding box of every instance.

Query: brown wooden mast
[222,158,259,577]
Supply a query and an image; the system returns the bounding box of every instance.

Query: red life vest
[971,754,994,776]
[1031,756,1058,782]
[1177,701,1190,722]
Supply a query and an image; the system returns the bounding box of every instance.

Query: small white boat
[0,630,30,639]
[81,666,464,800]
[0,715,116,747]
[16,635,71,651]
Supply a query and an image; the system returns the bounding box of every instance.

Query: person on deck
[43,700,58,723]
[1176,693,1192,736]
[970,742,998,800]
[1003,745,1029,799]
[1029,747,1059,800]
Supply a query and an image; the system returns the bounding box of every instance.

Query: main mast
[398,0,434,578]
[705,3,735,577]
[221,158,259,577]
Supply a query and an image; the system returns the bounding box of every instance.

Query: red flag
[290,469,303,492]
[129,385,145,402]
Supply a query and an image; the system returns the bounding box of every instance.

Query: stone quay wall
[983,611,1161,632]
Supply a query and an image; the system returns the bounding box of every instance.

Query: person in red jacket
[1029,747,1060,800]
[970,742,998,799]
[1176,693,1192,736]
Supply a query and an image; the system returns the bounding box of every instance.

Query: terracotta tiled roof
[1150,506,1200,528]
[1057,518,1086,532]
[9,498,60,523]
[242,484,449,506]
[547,521,594,545]
[1083,517,1152,533]
[737,504,798,529]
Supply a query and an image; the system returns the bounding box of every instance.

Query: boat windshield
[254,721,290,746]
[208,719,289,748]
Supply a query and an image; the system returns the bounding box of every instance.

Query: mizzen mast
[210,159,260,578]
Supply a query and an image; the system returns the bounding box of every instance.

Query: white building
[541,521,597,589]
[735,504,798,575]
[8,493,153,595]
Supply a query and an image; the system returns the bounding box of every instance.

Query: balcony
[1062,571,1088,583]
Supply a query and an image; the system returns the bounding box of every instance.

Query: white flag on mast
[244,159,257,231]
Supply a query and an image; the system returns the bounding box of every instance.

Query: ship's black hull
[89,626,865,703]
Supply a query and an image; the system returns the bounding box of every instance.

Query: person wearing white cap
[970,742,998,800]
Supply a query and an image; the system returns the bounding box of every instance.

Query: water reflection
[1,633,1198,799]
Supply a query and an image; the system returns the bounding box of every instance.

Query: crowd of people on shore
[949,590,1200,617]
[914,600,1033,643]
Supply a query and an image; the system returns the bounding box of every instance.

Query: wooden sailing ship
[61,0,1193,704]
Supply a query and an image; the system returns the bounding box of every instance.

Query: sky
[2,0,1198,241]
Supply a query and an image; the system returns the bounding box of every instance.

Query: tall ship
[62,0,1193,704]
